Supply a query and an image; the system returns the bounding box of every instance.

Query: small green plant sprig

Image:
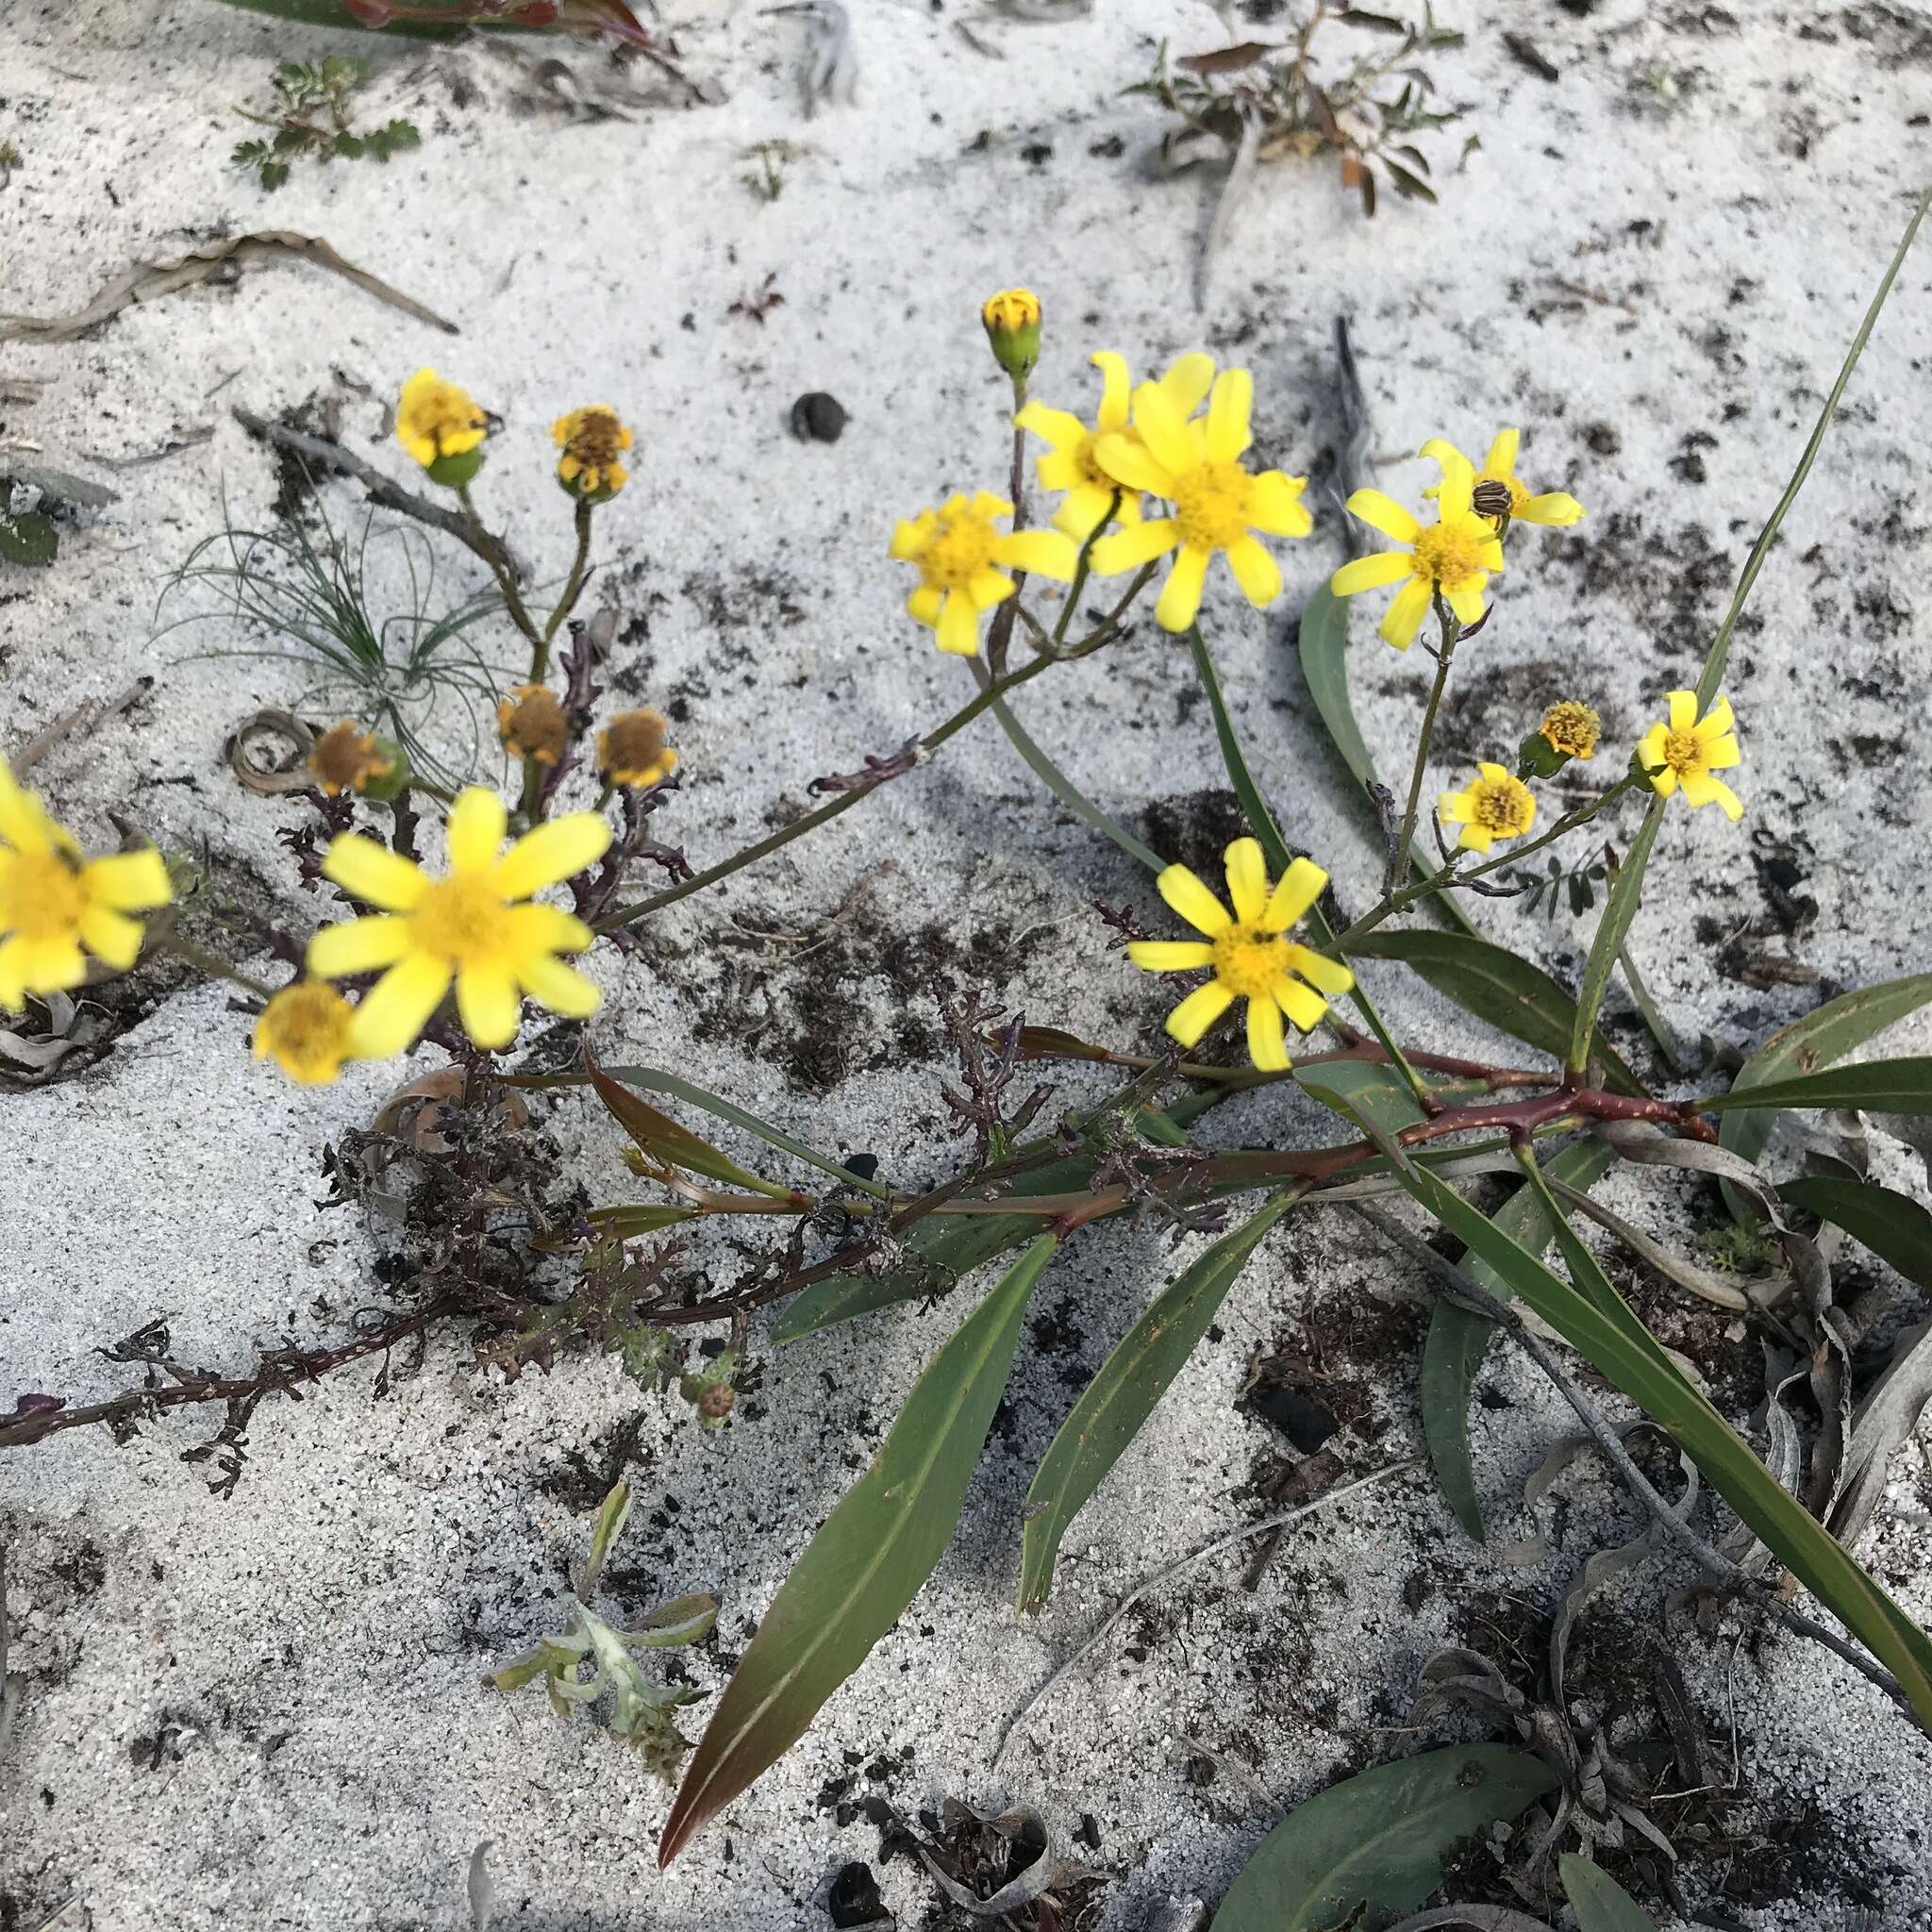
[491,1482,717,1781]
[231,58,420,192]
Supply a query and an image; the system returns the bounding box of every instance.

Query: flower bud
[981,288,1041,384]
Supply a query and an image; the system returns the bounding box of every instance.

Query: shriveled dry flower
[597,709,678,790]
[553,406,633,501]
[1541,701,1601,761]
[309,720,397,796]
[497,684,570,766]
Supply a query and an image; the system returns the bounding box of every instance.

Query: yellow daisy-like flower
[1088,370,1312,633]
[1540,701,1600,760]
[254,980,360,1086]
[1423,429,1584,528]
[497,684,570,766]
[597,709,679,790]
[1331,454,1506,649]
[309,721,396,797]
[307,789,612,1055]
[552,406,633,501]
[891,491,1078,658]
[1125,837,1353,1073]
[0,758,173,1011]
[395,369,488,471]
[1439,763,1537,854]
[1014,350,1216,543]
[1638,691,1743,821]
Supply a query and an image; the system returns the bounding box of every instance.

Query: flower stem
[153,932,276,1001]
[456,483,545,656]
[1386,595,1460,895]
[540,497,596,668]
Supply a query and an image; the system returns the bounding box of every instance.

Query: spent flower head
[396,368,489,487]
[497,684,570,766]
[0,757,173,1011]
[309,721,398,797]
[308,789,611,1054]
[1423,429,1584,530]
[553,406,633,502]
[1331,452,1506,649]
[1638,691,1742,821]
[891,491,1076,657]
[1089,370,1311,632]
[254,980,360,1086]
[1540,700,1601,760]
[1015,350,1215,543]
[1126,837,1352,1072]
[598,709,679,790]
[1440,763,1537,854]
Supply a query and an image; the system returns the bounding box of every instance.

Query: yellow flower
[1439,763,1537,854]
[254,980,359,1086]
[891,491,1077,658]
[396,369,488,471]
[309,721,397,797]
[597,709,679,790]
[1088,370,1311,632]
[308,789,611,1054]
[1540,701,1600,760]
[1125,838,1352,1073]
[1423,428,1584,528]
[553,406,633,501]
[497,684,569,766]
[1331,453,1506,649]
[0,758,173,1011]
[1014,350,1215,543]
[981,288,1041,380]
[1638,691,1743,821]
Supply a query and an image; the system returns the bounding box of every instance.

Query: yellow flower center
[1541,702,1600,759]
[1471,778,1534,836]
[1211,923,1288,999]
[1411,518,1488,591]
[920,510,1001,591]
[1662,727,1704,775]
[412,874,513,967]
[259,984,352,1074]
[2,849,88,941]
[1173,461,1256,554]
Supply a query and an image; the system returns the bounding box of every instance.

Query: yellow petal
[1345,489,1422,546]
[1516,491,1583,526]
[1444,579,1487,625]
[1223,838,1268,923]
[1039,449,1084,492]
[907,585,944,626]
[1165,979,1234,1047]
[1204,368,1253,463]
[349,953,452,1058]
[1379,577,1434,649]
[1712,779,1744,822]
[1246,993,1289,1072]
[1224,535,1281,609]
[890,516,932,561]
[1260,858,1327,933]
[1248,472,1311,538]
[1014,402,1084,449]
[1285,944,1354,996]
[505,901,594,957]
[78,905,142,971]
[494,812,614,899]
[1130,381,1195,477]
[1695,695,1736,740]
[1331,551,1413,596]
[997,528,1079,581]
[83,849,173,912]
[1477,761,1510,786]
[1457,824,1495,853]
[1484,428,1520,476]
[969,568,1018,610]
[518,952,602,1019]
[1436,458,1475,518]
[1155,545,1210,632]
[1091,517,1178,575]
[308,913,414,978]
[936,590,981,657]
[1155,352,1216,416]
[1703,734,1742,771]
[456,965,523,1049]
[447,788,508,873]
[1053,485,1117,542]
[1439,789,1474,824]
[1158,863,1232,938]
[1667,691,1696,734]
[323,834,428,911]
[1420,436,1474,479]
[1092,350,1133,430]
[1126,941,1216,973]
[1092,432,1174,497]
[1273,976,1328,1033]
[12,935,87,993]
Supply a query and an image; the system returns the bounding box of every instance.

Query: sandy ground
[6,0,1932,1926]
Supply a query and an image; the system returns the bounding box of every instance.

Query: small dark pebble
[1247,1383,1340,1455]
[841,1150,880,1181]
[828,1860,891,1927]
[791,391,847,443]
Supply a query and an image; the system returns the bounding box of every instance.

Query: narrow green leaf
[1295,1059,1431,1132]
[624,1594,719,1649]
[582,1480,632,1592]
[1348,1114,1932,1730]
[1295,585,1476,935]
[582,1204,703,1239]
[588,1060,792,1196]
[1568,793,1665,1074]
[1715,974,1932,1218]
[659,1236,1058,1865]
[1777,1176,1932,1292]
[989,691,1164,873]
[1214,1745,1557,1932]
[1419,1139,1618,1541]
[1345,929,1645,1096]
[1018,1191,1298,1612]
[1561,1855,1659,1932]
[1695,1058,1932,1118]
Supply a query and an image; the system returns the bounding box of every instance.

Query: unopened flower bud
[981,288,1041,385]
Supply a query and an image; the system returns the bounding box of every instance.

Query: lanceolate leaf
[1344,930,1645,1096]
[659,1236,1058,1866]
[1017,1191,1299,1612]
[1347,1112,1932,1730]
[209,0,656,42]
[1214,1745,1557,1932]
[1296,585,1476,936]
[1715,974,1932,1219]
[1418,1139,1617,1541]
[1777,1176,1932,1292]
[1567,794,1665,1076]
[1695,1057,1932,1120]
[1560,1855,1660,1932]
[588,1060,792,1196]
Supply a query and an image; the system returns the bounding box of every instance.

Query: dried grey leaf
[1829,1317,1932,1550]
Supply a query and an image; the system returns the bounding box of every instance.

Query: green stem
[456,483,545,654]
[154,933,276,1001]
[1568,791,1667,1076]
[541,497,596,665]
[1387,597,1459,895]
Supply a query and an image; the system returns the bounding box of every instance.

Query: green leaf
[1777,1176,1932,1292]
[1347,1113,1932,1731]
[583,1203,704,1239]
[659,1235,1058,1866]
[0,510,57,566]
[259,160,291,191]
[1696,1057,1932,1119]
[989,689,1164,874]
[1295,585,1475,936]
[1419,1138,1618,1541]
[208,0,658,43]
[624,1593,718,1649]
[1295,1058,1430,1132]
[1568,793,1665,1075]
[582,1480,632,1592]
[587,1059,793,1197]
[1017,1191,1298,1612]
[1214,1744,1557,1931]
[1561,1854,1660,1931]
[1715,974,1932,1218]
[1344,929,1645,1097]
